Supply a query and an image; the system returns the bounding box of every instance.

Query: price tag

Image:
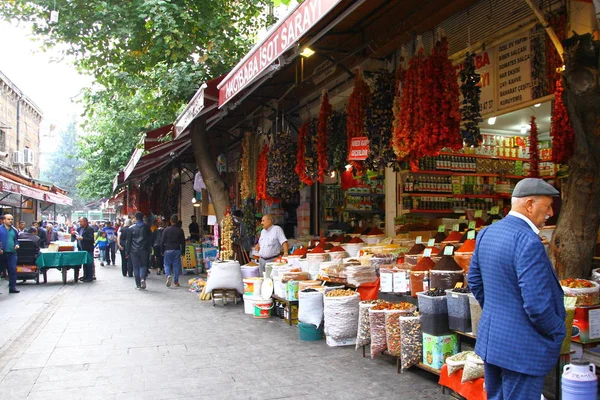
[468,221,477,230]
[452,224,460,232]
[454,282,463,289]
[415,236,422,244]
[423,248,433,257]
[444,245,454,256]
[467,230,476,240]
[438,225,446,232]
[474,210,483,218]
[427,239,435,247]
[490,206,500,215]
[459,215,467,221]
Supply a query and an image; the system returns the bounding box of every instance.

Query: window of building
[0,129,5,152]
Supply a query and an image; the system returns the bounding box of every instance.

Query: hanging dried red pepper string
[317,90,332,182]
[529,116,540,178]
[295,121,314,186]
[391,57,407,159]
[551,80,575,164]
[256,144,277,204]
[346,69,371,172]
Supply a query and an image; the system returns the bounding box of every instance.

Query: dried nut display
[325,289,356,297]
[385,311,403,357]
[400,313,422,372]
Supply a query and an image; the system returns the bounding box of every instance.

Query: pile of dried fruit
[325,289,356,297]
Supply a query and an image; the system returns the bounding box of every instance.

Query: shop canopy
[174,74,225,139]
[0,174,73,206]
[121,124,190,183]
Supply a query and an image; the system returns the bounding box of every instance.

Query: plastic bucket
[243,294,256,315]
[243,277,263,296]
[241,265,260,278]
[298,322,323,341]
[253,298,273,319]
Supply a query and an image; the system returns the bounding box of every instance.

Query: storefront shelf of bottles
[438,152,529,162]
[345,193,385,197]
[345,209,385,214]
[409,170,554,180]
[402,209,456,214]
[401,193,499,199]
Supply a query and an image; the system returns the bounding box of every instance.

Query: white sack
[299,290,324,327]
[323,293,361,340]
[205,260,244,294]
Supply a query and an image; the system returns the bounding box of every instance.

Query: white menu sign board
[497,34,536,110]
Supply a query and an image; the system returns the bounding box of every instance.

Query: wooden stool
[211,289,239,306]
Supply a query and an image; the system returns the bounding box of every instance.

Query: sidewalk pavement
[0,259,451,399]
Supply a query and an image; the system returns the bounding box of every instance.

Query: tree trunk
[190,118,230,224]
[551,33,600,279]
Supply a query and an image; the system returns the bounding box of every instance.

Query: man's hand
[14,245,19,250]
[255,244,260,251]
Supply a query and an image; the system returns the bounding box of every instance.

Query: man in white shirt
[255,214,288,275]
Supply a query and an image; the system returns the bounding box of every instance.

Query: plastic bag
[298,290,324,327]
[445,351,474,375]
[355,301,377,349]
[400,314,422,372]
[462,354,485,383]
[369,309,387,358]
[323,293,361,340]
[205,260,243,294]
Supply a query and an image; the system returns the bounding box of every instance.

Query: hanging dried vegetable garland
[459,52,483,147]
[220,213,234,260]
[240,132,253,200]
[295,121,314,186]
[266,129,299,200]
[551,80,575,164]
[256,144,277,204]
[391,58,406,159]
[241,199,257,246]
[346,69,371,171]
[328,111,347,172]
[393,47,426,160]
[546,9,567,95]
[317,91,332,182]
[364,70,395,171]
[432,37,463,152]
[529,116,540,178]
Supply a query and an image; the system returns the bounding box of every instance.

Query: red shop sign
[218,0,342,107]
[348,136,369,161]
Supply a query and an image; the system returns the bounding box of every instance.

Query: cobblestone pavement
[0,260,452,400]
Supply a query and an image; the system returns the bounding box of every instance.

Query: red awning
[0,175,73,205]
[174,74,225,138]
[123,124,190,181]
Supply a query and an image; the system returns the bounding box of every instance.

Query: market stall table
[36,251,93,284]
[271,294,298,326]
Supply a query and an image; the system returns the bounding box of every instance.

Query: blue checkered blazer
[468,215,565,376]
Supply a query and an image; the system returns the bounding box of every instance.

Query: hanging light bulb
[520,125,527,134]
[488,117,496,125]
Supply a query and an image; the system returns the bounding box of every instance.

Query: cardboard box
[422,333,459,370]
[284,305,298,325]
[572,305,600,343]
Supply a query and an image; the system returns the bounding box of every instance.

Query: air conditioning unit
[23,148,34,166]
[12,151,24,166]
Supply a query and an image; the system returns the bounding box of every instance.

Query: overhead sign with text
[348,136,369,161]
[217,0,342,107]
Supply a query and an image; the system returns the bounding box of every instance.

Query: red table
[438,364,487,400]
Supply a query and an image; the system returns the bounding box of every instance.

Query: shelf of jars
[401,196,498,214]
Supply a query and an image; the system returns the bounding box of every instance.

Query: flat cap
[512,178,560,197]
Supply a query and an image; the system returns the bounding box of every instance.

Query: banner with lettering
[348,137,369,161]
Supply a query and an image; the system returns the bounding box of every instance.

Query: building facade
[0,70,42,179]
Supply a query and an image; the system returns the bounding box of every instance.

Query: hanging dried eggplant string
[459,52,483,147]
[551,80,575,164]
[346,69,371,173]
[328,111,348,173]
[529,115,540,178]
[364,70,395,171]
[317,90,332,182]
[266,128,299,201]
[306,118,319,181]
[435,35,463,153]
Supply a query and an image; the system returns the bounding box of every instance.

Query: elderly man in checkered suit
[468,178,566,400]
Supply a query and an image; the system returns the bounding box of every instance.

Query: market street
[0,261,451,400]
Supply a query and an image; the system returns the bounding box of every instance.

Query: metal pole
[524,0,565,62]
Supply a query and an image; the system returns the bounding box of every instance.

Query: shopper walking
[118,219,133,277]
[152,219,165,275]
[468,178,565,400]
[95,231,109,266]
[161,214,185,287]
[126,212,152,290]
[76,217,95,282]
[255,214,288,276]
[0,214,21,293]
[103,221,117,265]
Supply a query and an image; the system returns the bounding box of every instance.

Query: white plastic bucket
[243,277,263,296]
[243,294,256,314]
[342,243,365,257]
[253,298,273,318]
